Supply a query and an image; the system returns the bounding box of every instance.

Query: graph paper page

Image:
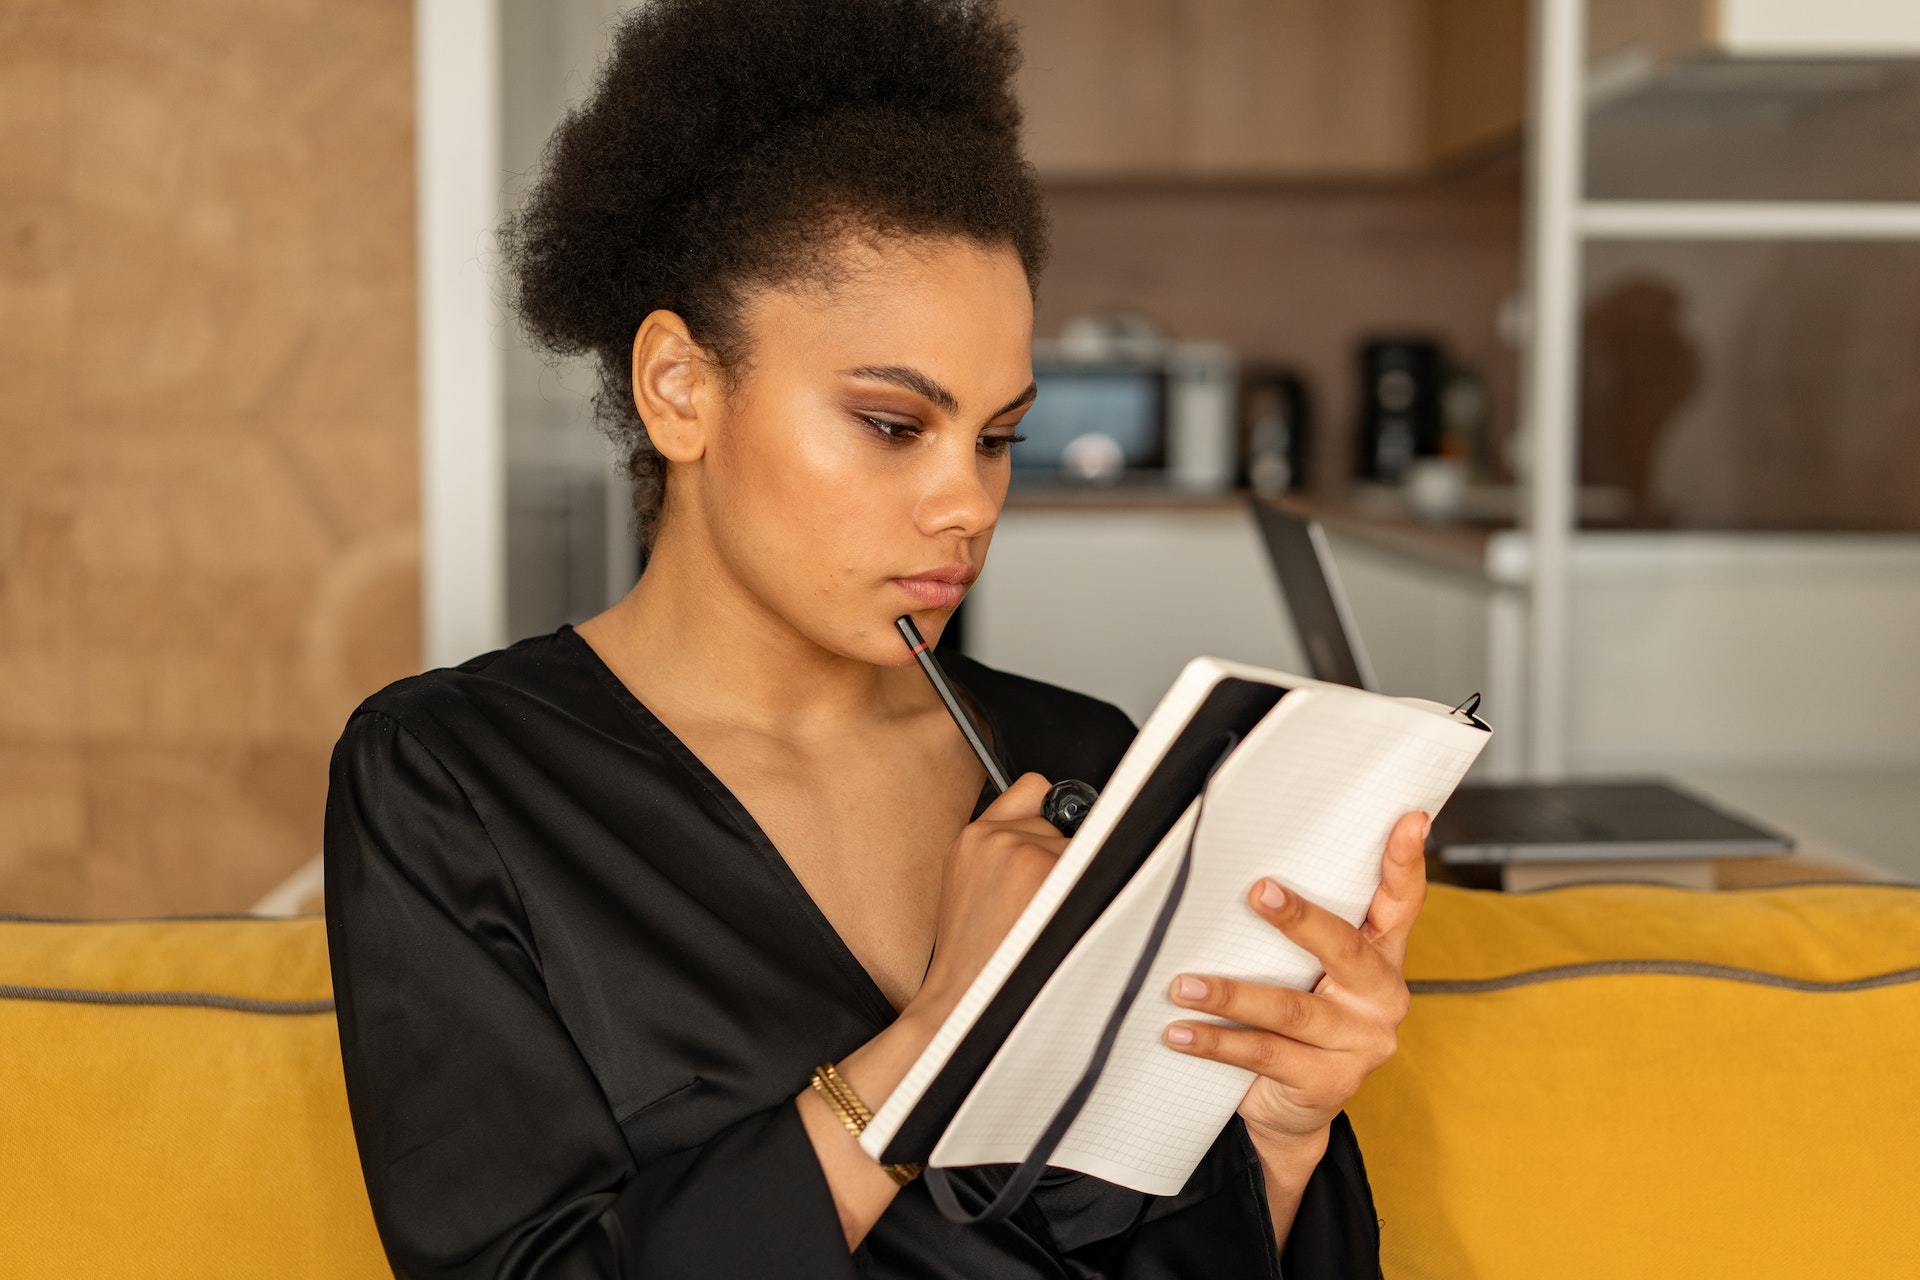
[928,685,1487,1195]
[862,657,1241,1161]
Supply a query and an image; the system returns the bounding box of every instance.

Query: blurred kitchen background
[4,0,1918,917]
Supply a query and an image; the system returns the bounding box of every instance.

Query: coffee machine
[1354,338,1445,484]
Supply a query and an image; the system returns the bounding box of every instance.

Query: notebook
[861,657,1490,1202]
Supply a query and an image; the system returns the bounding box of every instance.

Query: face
[639,235,1035,667]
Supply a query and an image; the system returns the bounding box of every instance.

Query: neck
[579,522,925,739]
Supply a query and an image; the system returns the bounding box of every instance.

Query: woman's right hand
[905,772,1069,1031]
[798,772,1070,1247]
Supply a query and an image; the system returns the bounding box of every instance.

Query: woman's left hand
[1162,810,1430,1161]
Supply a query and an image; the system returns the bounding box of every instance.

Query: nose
[912,429,1002,539]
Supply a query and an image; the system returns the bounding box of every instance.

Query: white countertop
[1672,767,1920,884]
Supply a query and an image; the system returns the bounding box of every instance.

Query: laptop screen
[1251,500,1377,692]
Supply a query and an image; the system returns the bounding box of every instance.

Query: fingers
[978,772,1052,823]
[1170,827,1428,1116]
[1362,812,1431,969]
[1161,1021,1377,1103]
[1163,971,1401,1092]
[1166,973,1362,1052]
[976,821,1070,862]
[1247,878,1397,997]
[969,775,1070,863]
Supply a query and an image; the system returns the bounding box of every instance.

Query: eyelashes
[861,417,1026,457]
[862,417,919,443]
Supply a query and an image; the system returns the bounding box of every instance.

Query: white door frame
[417,0,508,670]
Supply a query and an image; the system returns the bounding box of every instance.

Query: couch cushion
[1348,882,1920,1279]
[0,914,390,1278]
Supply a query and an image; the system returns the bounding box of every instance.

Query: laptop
[1250,500,1793,874]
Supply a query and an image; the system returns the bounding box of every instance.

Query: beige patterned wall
[0,0,419,916]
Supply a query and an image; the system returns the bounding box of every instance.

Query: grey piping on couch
[0,984,334,1015]
[1410,960,1920,996]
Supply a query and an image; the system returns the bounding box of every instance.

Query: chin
[831,599,955,667]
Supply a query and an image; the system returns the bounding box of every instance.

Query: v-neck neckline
[560,624,992,1031]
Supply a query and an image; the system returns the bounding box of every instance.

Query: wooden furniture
[1006,0,1435,178]
[1001,0,1708,179]
[1006,1,1920,181]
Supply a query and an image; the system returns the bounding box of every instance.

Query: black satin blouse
[323,627,1384,1279]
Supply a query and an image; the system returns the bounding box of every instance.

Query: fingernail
[1258,879,1288,910]
[1421,814,1434,841]
[1174,975,1208,1002]
[1165,1024,1195,1046]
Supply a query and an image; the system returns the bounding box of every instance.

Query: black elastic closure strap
[925,733,1240,1226]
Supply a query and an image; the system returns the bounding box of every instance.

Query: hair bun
[503,0,1045,547]
[651,0,1025,143]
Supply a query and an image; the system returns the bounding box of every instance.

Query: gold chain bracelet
[809,1062,922,1188]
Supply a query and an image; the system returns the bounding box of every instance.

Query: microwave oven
[1016,340,1238,492]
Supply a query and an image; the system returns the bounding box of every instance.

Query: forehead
[739,234,1034,402]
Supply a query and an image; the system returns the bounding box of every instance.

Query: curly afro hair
[502,0,1048,548]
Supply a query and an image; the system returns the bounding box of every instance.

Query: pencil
[894,615,1013,794]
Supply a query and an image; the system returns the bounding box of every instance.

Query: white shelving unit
[1517,0,1920,777]
[416,0,508,670]
[416,0,641,669]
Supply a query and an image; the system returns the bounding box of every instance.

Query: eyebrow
[992,381,1039,419]
[841,365,960,416]
[840,365,1038,421]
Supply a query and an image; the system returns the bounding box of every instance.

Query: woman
[324,2,1425,1275]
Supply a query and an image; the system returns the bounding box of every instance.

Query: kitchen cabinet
[1005,0,1720,179]
[1433,0,1920,166]
[1003,0,1184,175]
[1181,0,1428,175]
[1007,0,1431,178]
[1583,0,1920,83]
[1427,0,1528,161]
[1429,0,1814,168]
[965,501,1307,722]
[970,499,1920,792]
[1007,0,1665,179]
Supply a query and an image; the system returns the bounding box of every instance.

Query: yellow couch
[1348,881,1920,1279]
[0,914,389,1278]
[4,882,1916,1277]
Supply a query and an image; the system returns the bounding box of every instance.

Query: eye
[862,416,922,444]
[978,432,1027,459]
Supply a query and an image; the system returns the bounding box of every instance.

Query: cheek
[707,408,908,596]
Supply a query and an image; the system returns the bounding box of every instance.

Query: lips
[891,563,976,610]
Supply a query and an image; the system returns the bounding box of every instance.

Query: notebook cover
[880,677,1288,1165]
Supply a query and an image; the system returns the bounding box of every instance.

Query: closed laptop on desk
[1432,781,1790,864]
[1249,499,1793,870]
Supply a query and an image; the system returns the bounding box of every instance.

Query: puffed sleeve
[324,710,856,1279]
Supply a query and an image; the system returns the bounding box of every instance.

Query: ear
[631,309,717,464]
